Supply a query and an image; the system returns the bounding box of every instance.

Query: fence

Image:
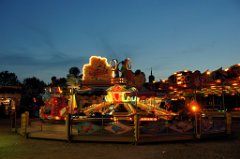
[17,112,232,144]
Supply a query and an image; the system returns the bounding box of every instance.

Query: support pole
[195,113,201,139]
[66,114,71,142]
[226,112,232,135]
[10,103,16,132]
[134,114,139,145]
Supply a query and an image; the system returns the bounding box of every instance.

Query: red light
[114,93,120,102]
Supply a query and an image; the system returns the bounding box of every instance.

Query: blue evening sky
[0,0,240,83]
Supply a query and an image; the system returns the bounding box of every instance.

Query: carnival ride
[80,84,178,121]
[39,84,178,122]
[39,57,240,123]
[39,87,70,121]
[32,56,239,142]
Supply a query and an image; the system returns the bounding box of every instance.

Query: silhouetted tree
[0,71,21,86]
[57,77,67,88]
[51,76,57,86]
[49,76,67,87]
[20,77,46,116]
[134,69,146,88]
[69,67,80,77]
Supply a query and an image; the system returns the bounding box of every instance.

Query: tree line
[0,67,81,116]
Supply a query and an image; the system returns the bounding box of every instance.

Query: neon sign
[105,85,137,103]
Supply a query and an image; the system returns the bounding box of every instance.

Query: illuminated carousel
[36,56,237,143]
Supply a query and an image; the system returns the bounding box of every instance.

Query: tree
[58,77,67,88]
[67,66,82,88]
[0,71,21,86]
[20,77,46,116]
[51,76,57,86]
[69,67,80,77]
[49,76,67,88]
[134,69,146,88]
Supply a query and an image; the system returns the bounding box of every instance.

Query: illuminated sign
[105,85,137,103]
[82,56,112,85]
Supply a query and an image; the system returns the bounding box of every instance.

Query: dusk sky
[0,0,240,83]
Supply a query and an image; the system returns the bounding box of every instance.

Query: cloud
[0,52,38,66]
[0,51,89,83]
[0,51,88,68]
[83,29,138,61]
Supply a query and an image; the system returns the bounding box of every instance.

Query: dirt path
[1,118,240,159]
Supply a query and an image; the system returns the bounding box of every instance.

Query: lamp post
[190,100,201,139]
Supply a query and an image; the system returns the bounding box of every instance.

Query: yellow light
[207,71,211,75]
[211,87,216,90]
[191,105,197,112]
[54,116,61,120]
[189,100,199,112]
[58,86,62,94]
[224,68,229,72]
[113,117,118,123]
[140,117,157,121]
[177,81,182,85]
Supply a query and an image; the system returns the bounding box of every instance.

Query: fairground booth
[0,86,21,117]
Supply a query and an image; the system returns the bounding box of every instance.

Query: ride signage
[82,56,112,85]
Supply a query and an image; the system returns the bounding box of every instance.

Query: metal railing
[17,111,232,144]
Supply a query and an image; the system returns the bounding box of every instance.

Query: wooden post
[20,113,27,136]
[66,114,71,142]
[10,100,16,132]
[25,111,29,126]
[226,112,232,135]
[195,113,201,139]
[10,109,16,132]
[134,114,139,145]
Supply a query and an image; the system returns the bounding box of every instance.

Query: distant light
[177,81,182,85]
[54,116,61,120]
[201,113,206,117]
[140,117,157,121]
